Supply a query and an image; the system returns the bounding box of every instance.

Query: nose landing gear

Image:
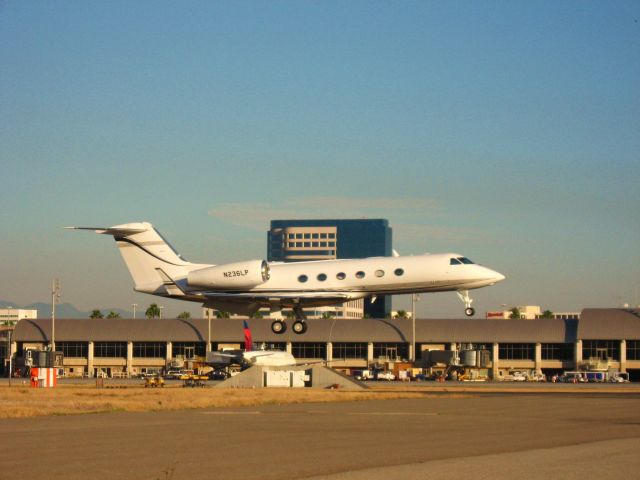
[457,290,475,317]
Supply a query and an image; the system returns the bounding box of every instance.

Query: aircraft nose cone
[493,271,506,282]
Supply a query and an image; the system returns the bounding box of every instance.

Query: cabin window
[394,268,404,276]
[336,272,346,280]
[355,271,365,279]
[317,273,327,281]
[458,257,474,264]
[450,258,462,265]
[298,275,308,283]
[375,270,384,277]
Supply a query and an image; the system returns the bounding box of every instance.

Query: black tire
[271,320,287,334]
[465,307,475,317]
[292,320,307,334]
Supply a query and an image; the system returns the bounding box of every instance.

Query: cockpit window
[457,257,474,264]
[450,258,462,265]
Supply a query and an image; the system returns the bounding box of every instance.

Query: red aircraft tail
[243,320,253,352]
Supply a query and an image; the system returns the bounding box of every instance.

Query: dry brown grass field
[0,384,434,419]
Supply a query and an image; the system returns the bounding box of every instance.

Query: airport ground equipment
[181,374,208,387]
[144,376,165,387]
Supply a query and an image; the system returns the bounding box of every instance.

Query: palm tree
[321,311,335,319]
[177,311,191,319]
[106,310,120,319]
[509,308,521,319]
[394,310,408,319]
[540,310,554,319]
[215,311,230,318]
[145,303,161,319]
[90,309,103,319]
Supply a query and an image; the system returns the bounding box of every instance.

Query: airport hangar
[7,308,640,381]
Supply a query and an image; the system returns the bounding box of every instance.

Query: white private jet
[67,221,505,334]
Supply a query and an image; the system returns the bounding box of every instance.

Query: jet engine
[187,260,270,289]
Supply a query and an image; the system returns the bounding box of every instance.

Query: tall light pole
[411,294,420,363]
[7,328,12,386]
[51,278,60,352]
[207,308,212,354]
[132,303,137,319]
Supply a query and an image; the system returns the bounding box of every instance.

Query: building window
[312,242,319,247]
[298,275,308,283]
[133,342,167,358]
[312,233,319,239]
[295,234,302,239]
[328,242,335,247]
[394,268,404,276]
[336,272,346,280]
[320,233,327,239]
[498,343,534,360]
[375,270,384,277]
[320,242,327,247]
[172,342,205,358]
[582,340,620,361]
[373,342,408,360]
[304,242,311,247]
[94,342,127,358]
[627,340,640,361]
[333,342,367,359]
[541,343,573,361]
[292,342,326,359]
[262,342,287,351]
[317,273,327,281]
[304,233,311,239]
[355,271,365,279]
[58,341,88,358]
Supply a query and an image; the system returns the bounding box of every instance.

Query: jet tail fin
[67,222,203,294]
[243,320,253,352]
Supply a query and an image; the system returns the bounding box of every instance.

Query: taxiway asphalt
[1,391,639,480]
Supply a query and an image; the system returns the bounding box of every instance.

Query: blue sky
[1,1,639,317]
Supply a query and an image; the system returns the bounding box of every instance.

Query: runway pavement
[1,391,639,480]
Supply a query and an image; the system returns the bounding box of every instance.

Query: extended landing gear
[270,306,308,335]
[457,290,476,317]
[271,320,287,334]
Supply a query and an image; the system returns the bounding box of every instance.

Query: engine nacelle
[187,260,270,289]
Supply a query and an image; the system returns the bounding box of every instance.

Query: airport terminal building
[6,308,640,381]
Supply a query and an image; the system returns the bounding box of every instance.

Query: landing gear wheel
[292,320,307,334]
[271,320,287,334]
[465,307,475,317]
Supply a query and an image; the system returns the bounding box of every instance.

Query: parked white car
[376,371,396,381]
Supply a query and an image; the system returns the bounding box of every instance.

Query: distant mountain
[0,300,132,319]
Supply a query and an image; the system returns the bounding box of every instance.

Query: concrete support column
[126,341,133,377]
[535,343,542,372]
[367,342,374,365]
[620,339,627,373]
[449,342,457,352]
[409,343,414,364]
[575,340,583,368]
[166,342,172,367]
[491,342,499,380]
[87,341,94,378]
[286,342,292,354]
[326,342,333,363]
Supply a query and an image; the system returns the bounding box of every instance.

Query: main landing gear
[270,306,307,335]
[456,290,476,317]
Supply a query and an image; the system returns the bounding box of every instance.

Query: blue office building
[267,219,392,318]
